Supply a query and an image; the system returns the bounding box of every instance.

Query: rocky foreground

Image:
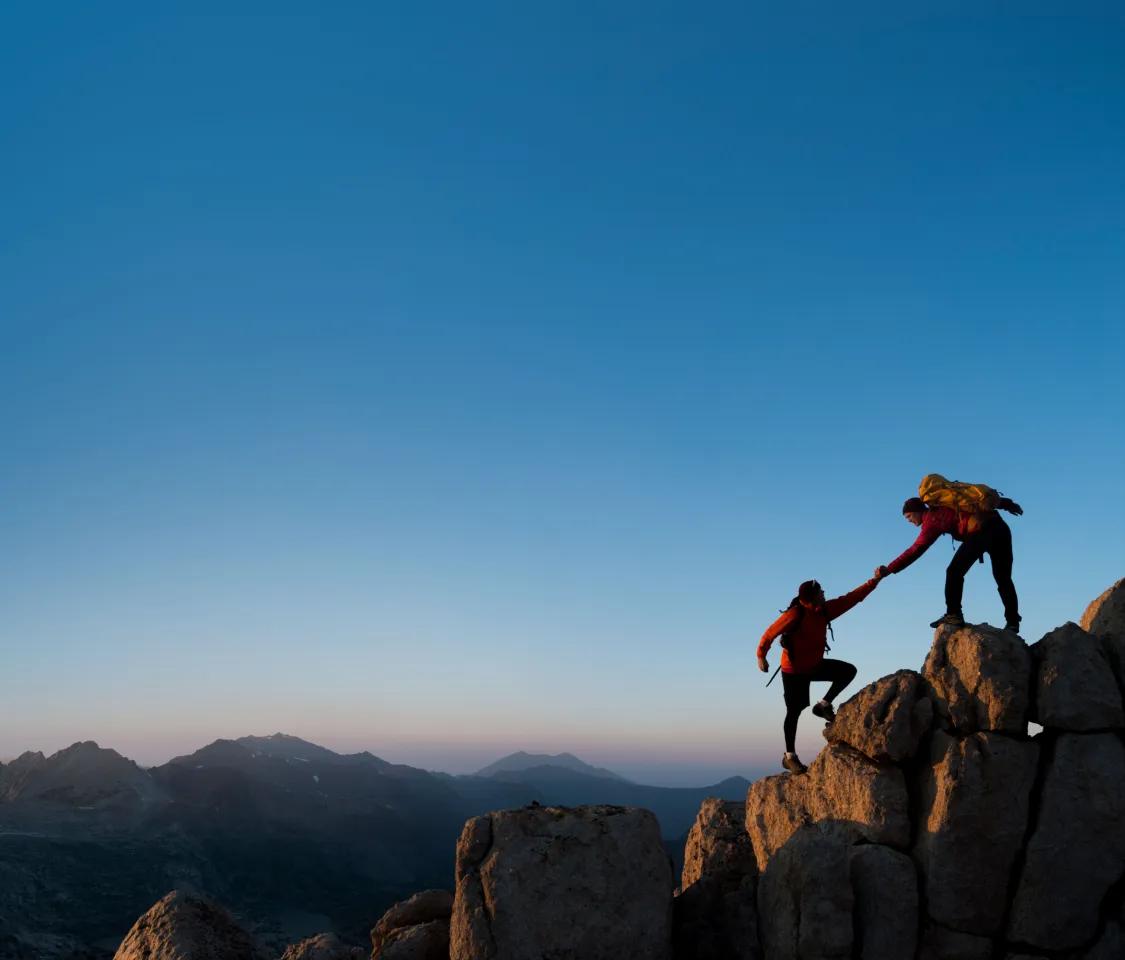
[112,579,1125,960]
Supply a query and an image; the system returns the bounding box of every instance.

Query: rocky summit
[108,578,1125,960]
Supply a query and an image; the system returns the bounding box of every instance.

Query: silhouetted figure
[757,573,882,773]
[884,494,1023,632]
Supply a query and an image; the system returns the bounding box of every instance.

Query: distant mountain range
[0,734,750,960]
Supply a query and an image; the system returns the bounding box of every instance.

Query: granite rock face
[922,623,1031,733]
[370,890,453,958]
[745,743,909,871]
[824,670,933,763]
[913,731,1039,935]
[756,826,853,960]
[1080,578,1125,695]
[1030,622,1123,730]
[849,844,918,960]
[113,891,266,960]
[1007,732,1125,951]
[681,798,756,891]
[279,933,363,960]
[676,799,760,960]
[379,921,450,960]
[450,804,673,960]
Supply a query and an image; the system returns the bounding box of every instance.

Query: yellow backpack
[918,474,1000,516]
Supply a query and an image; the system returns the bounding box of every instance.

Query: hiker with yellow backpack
[880,474,1023,633]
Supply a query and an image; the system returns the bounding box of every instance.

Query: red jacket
[886,507,976,574]
[758,578,879,674]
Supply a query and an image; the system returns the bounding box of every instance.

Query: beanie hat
[798,580,822,603]
[902,497,926,514]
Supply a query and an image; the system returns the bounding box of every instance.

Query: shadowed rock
[916,923,992,960]
[824,670,933,764]
[113,890,266,960]
[1081,578,1125,696]
[681,798,756,891]
[450,804,672,960]
[379,921,450,960]
[1030,622,1123,730]
[745,743,909,872]
[1008,731,1125,951]
[922,623,1031,734]
[850,844,917,960]
[913,731,1039,936]
[279,933,363,960]
[756,825,852,960]
[676,799,760,960]
[370,890,452,958]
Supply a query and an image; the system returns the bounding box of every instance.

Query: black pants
[781,658,857,753]
[945,514,1019,624]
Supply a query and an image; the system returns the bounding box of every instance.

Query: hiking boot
[1005,619,1022,636]
[929,613,965,629]
[782,754,807,774]
[811,700,836,723]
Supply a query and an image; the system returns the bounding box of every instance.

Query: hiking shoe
[1005,620,1022,636]
[811,700,836,723]
[929,613,966,629]
[782,754,807,774]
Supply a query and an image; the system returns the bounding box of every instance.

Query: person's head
[902,497,927,527]
[797,579,826,608]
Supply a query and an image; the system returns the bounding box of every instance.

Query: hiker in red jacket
[757,572,883,774]
[882,496,1023,632]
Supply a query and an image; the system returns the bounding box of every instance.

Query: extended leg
[783,705,801,753]
[987,518,1019,627]
[945,538,982,618]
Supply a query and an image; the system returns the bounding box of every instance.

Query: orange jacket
[757,577,879,674]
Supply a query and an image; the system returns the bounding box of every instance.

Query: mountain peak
[475,752,630,782]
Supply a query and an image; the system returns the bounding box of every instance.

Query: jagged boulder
[756,825,852,960]
[916,923,992,960]
[682,798,756,890]
[849,844,917,960]
[450,805,673,960]
[370,890,452,959]
[1031,622,1123,730]
[824,670,933,763]
[279,933,363,960]
[113,890,266,960]
[1008,732,1125,951]
[745,743,909,872]
[913,731,1039,936]
[1081,578,1125,694]
[676,799,760,960]
[922,623,1031,734]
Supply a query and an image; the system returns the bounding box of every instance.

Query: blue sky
[2,3,1122,784]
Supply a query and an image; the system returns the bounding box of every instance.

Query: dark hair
[902,497,927,514]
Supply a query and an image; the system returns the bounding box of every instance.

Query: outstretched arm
[885,523,942,575]
[998,497,1023,516]
[824,576,880,620]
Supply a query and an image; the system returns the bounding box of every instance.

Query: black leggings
[946,514,1019,624]
[781,658,857,753]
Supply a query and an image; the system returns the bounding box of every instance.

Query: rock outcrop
[279,933,364,960]
[745,742,909,870]
[675,799,760,960]
[1031,622,1123,730]
[913,731,1039,935]
[824,669,932,763]
[922,623,1031,733]
[1007,732,1125,950]
[113,890,266,960]
[370,889,452,960]
[450,804,673,960]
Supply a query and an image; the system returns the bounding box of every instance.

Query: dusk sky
[3,3,1122,784]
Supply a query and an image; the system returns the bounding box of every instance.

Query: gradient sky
[2,3,1122,785]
